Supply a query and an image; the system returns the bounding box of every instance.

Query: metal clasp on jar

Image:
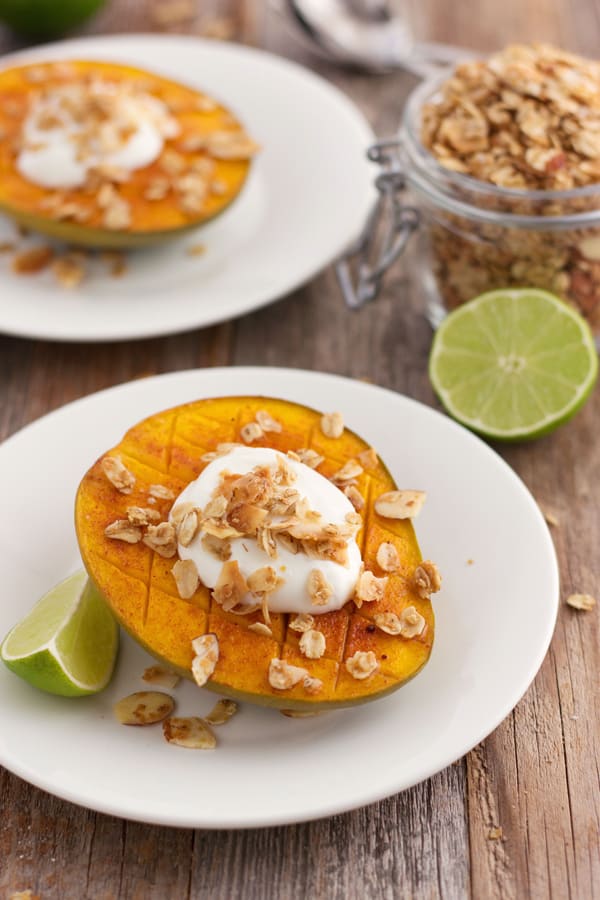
[336,139,419,309]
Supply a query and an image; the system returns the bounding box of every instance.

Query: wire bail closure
[336,139,419,309]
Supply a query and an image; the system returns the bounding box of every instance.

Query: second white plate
[0,35,375,342]
[0,368,558,827]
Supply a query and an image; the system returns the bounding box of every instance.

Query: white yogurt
[172,447,362,615]
[17,82,180,190]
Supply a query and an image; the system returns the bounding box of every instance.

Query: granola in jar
[403,44,600,332]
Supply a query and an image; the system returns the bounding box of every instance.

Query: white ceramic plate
[0,368,559,828]
[0,36,375,342]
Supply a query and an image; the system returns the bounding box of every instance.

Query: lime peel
[429,288,598,441]
[1,571,119,696]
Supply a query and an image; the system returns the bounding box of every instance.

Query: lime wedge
[429,288,598,440]
[1,571,119,696]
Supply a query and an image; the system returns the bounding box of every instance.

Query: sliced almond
[205,698,238,725]
[104,519,142,543]
[299,629,326,660]
[358,447,378,469]
[101,455,135,493]
[191,633,219,686]
[241,422,264,444]
[126,506,161,526]
[268,658,308,690]
[212,560,248,611]
[374,612,403,635]
[344,484,365,512]
[345,650,378,680]
[12,245,54,274]
[248,622,273,637]
[172,558,200,600]
[204,495,228,519]
[255,410,282,433]
[170,501,196,527]
[114,691,174,725]
[307,569,333,606]
[142,665,180,690]
[375,490,427,520]
[332,460,363,483]
[163,716,216,749]
[289,613,315,634]
[178,509,200,546]
[201,532,232,561]
[292,448,325,469]
[566,593,596,611]
[320,411,344,439]
[247,565,281,595]
[302,675,324,695]
[355,569,388,607]
[413,560,442,598]
[143,522,177,558]
[376,542,400,573]
[399,606,426,637]
[148,484,176,500]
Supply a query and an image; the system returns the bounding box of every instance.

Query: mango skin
[75,397,435,711]
[0,60,252,248]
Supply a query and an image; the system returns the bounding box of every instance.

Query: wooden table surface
[1,2,599,898]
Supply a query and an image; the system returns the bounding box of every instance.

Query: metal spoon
[285,0,467,78]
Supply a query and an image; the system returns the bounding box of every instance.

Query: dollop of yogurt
[172,447,362,615]
[17,80,180,190]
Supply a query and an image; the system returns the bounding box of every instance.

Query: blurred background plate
[0,34,375,342]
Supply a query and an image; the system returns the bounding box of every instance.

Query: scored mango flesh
[75,397,435,710]
[0,60,253,248]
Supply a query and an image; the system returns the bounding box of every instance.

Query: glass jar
[338,73,600,336]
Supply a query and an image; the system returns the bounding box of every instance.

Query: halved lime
[429,288,598,441]
[1,571,118,696]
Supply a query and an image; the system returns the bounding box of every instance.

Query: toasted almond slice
[148,483,176,500]
[191,633,219,686]
[332,460,363,483]
[299,629,326,660]
[101,455,135,493]
[205,698,238,725]
[413,560,442,598]
[114,691,174,725]
[344,484,365,512]
[213,560,248,610]
[566,593,596,611]
[255,410,282,433]
[399,606,426,637]
[345,650,378,680]
[355,569,387,606]
[307,569,333,606]
[178,509,200,546]
[170,501,196,527]
[241,422,264,444]
[358,447,378,469]
[248,621,273,637]
[320,411,344,439]
[247,565,280,595]
[126,506,161,526]
[205,132,261,160]
[268,658,308,690]
[104,519,142,543]
[289,615,314,636]
[142,665,181,690]
[172,559,200,600]
[163,716,216,749]
[143,522,177,558]
[293,448,325,469]
[374,612,403,635]
[204,495,228,519]
[12,245,54,274]
[302,675,324,695]
[201,532,232,561]
[376,542,400,573]
[375,490,426,519]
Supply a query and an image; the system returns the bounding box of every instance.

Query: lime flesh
[429,288,598,441]
[1,571,119,696]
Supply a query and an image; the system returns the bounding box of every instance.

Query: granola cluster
[419,44,600,329]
